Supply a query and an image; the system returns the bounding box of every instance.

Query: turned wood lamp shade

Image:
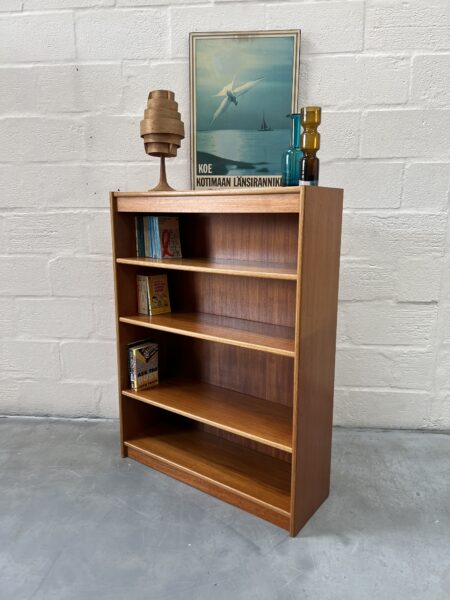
[140,90,185,191]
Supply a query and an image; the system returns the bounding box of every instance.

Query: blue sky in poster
[195,35,295,131]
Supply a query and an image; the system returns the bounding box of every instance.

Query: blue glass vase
[281,113,303,186]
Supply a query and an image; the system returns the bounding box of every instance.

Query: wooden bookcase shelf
[119,312,295,357]
[123,378,293,452]
[110,185,343,536]
[116,256,298,280]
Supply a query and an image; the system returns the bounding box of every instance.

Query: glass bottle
[281,113,303,186]
[299,106,321,186]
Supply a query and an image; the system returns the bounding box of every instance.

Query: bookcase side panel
[290,187,343,536]
[110,194,128,455]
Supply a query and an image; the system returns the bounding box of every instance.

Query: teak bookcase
[110,186,343,536]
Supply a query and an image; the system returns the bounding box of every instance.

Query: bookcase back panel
[199,423,292,463]
[122,328,293,406]
[176,338,294,406]
[180,214,299,265]
[169,272,296,328]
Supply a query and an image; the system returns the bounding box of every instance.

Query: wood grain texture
[119,312,295,356]
[168,272,296,328]
[116,256,297,280]
[290,186,343,536]
[122,378,293,452]
[179,214,299,265]
[175,339,294,407]
[116,193,300,213]
[110,186,343,535]
[124,423,291,518]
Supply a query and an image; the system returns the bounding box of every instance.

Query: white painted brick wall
[0,0,449,428]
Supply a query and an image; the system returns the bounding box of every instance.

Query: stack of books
[128,339,158,391]
[137,274,171,316]
[135,216,182,259]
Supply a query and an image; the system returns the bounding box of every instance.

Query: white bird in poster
[210,77,264,124]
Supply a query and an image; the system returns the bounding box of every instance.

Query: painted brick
[85,116,143,162]
[0,67,38,114]
[92,299,116,340]
[342,214,447,259]
[0,218,5,253]
[88,212,112,255]
[442,306,450,346]
[170,5,267,58]
[390,351,435,390]
[411,54,450,107]
[4,212,88,254]
[436,350,450,390]
[96,382,118,418]
[396,256,443,302]
[321,161,402,209]
[267,1,364,54]
[343,302,437,346]
[365,0,450,51]
[76,9,168,60]
[0,164,127,210]
[0,341,60,379]
[0,1,21,10]
[119,0,202,5]
[0,12,75,63]
[320,111,361,161]
[60,341,117,381]
[50,256,113,298]
[122,61,189,116]
[37,64,123,113]
[336,347,434,389]
[0,257,49,296]
[0,380,99,418]
[24,0,114,8]
[430,393,450,429]
[0,0,449,429]
[0,118,85,162]
[402,163,450,212]
[339,260,395,301]
[16,298,94,339]
[302,55,409,108]
[361,109,450,159]
[334,390,430,429]
[0,298,16,338]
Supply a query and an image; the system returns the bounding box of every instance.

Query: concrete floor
[1,418,449,600]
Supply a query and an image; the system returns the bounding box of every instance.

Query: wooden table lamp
[140,90,185,191]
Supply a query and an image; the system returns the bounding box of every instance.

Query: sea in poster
[192,33,298,189]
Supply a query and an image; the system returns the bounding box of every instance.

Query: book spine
[135,216,139,257]
[136,275,149,315]
[150,216,155,258]
[138,216,145,257]
[143,216,150,257]
[128,347,136,390]
[152,216,159,259]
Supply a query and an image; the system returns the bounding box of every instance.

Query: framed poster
[190,30,300,190]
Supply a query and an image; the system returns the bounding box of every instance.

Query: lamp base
[149,156,174,192]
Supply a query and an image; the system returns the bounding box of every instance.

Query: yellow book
[136,274,171,316]
[147,274,171,315]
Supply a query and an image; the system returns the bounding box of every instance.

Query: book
[136,274,149,315]
[156,216,182,258]
[134,215,182,259]
[135,216,145,257]
[136,274,171,316]
[128,340,158,391]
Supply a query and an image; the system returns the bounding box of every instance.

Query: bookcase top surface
[112,186,342,198]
